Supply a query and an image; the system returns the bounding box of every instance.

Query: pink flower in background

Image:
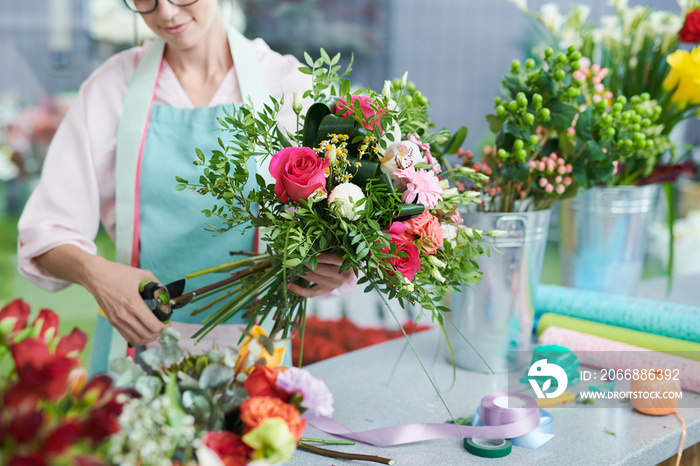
[396,167,443,210]
[269,147,330,203]
[276,367,334,417]
[335,95,384,131]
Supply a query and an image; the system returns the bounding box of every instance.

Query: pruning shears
[138,279,191,323]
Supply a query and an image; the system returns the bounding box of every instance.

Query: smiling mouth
[163,21,191,35]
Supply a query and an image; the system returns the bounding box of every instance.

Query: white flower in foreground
[308,187,328,204]
[328,183,365,221]
[380,140,423,189]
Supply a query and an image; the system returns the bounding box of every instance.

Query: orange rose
[402,211,443,254]
[243,366,291,401]
[240,396,306,441]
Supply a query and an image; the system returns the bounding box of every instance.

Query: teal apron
[88,28,277,375]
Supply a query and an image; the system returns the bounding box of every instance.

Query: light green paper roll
[537,313,700,362]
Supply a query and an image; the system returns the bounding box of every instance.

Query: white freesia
[487,230,508,238]
[509,0,528,11]
[539,3,564,35]
[427,256,446,268]
[328,183,365,221]
[401,71,409,87]
[441,223,459,248]
[382,80,392,99]
[609,0,629,10]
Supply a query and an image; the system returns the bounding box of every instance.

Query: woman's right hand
[82,255,167,346]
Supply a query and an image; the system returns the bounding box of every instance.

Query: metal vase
[445,208,551,373]
[559,185,658,296]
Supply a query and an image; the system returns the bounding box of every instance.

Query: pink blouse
[18,39,310,291]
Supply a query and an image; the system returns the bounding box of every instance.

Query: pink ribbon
[304,392,541,447]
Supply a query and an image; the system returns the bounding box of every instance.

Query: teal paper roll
[535,284,700,344]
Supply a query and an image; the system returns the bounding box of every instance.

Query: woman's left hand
[287,253,355,298]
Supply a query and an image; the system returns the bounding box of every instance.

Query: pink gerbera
[397,167,443,210]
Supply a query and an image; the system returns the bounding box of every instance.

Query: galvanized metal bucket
[445,208,551,373]
[559,185,658,296]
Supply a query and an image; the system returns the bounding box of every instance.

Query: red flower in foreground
[202,431,252,466]
[40,421,82,455]
[7,410,44,444]
[680,10,700,43]
[5,338,79,407]
[243,366,290,401]
[55,328,87,359]
[0,299,30,333]
[34,309,59,340]
[8,456,47,466]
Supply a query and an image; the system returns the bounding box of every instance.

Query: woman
[17,0,352,374]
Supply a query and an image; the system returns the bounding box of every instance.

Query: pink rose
[269,147,330,203]
[335,95,384,131]
[379,222,421,281]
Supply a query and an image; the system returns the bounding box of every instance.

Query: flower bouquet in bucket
[177,50,490,354]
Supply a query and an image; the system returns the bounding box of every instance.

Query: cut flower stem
[298,441,396,465]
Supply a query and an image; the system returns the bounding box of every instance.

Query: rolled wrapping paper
[304,392,543,447]
[537,314,700,362]
[538,326,700,394]
[535,284,700,343]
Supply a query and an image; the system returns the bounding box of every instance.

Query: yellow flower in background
[233,325,286,375]
[663,47,700,108]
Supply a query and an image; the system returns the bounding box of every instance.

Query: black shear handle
[139,281,172,323]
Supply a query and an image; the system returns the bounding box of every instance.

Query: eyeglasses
[122,0,200,14]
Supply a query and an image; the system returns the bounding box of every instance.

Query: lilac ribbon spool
[304,391,541,447]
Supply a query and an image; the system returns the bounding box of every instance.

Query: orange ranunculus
[663,47,700,108]
[243,366,290,401]
[233,326,286,375]
[239,396,306,441]
[402,210,444,254]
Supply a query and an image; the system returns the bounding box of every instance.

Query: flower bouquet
[177,50,489,350]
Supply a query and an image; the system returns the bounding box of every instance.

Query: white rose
[328,182,365,221]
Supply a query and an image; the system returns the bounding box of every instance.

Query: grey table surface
[289,277,700,466]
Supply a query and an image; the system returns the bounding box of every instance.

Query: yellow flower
[233,325,286,374]
[663,47,700,108]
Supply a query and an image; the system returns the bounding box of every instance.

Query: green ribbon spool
[464,438,512,458]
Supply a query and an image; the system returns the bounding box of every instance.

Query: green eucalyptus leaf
[134,375,164,399]
[199,363,234,390]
